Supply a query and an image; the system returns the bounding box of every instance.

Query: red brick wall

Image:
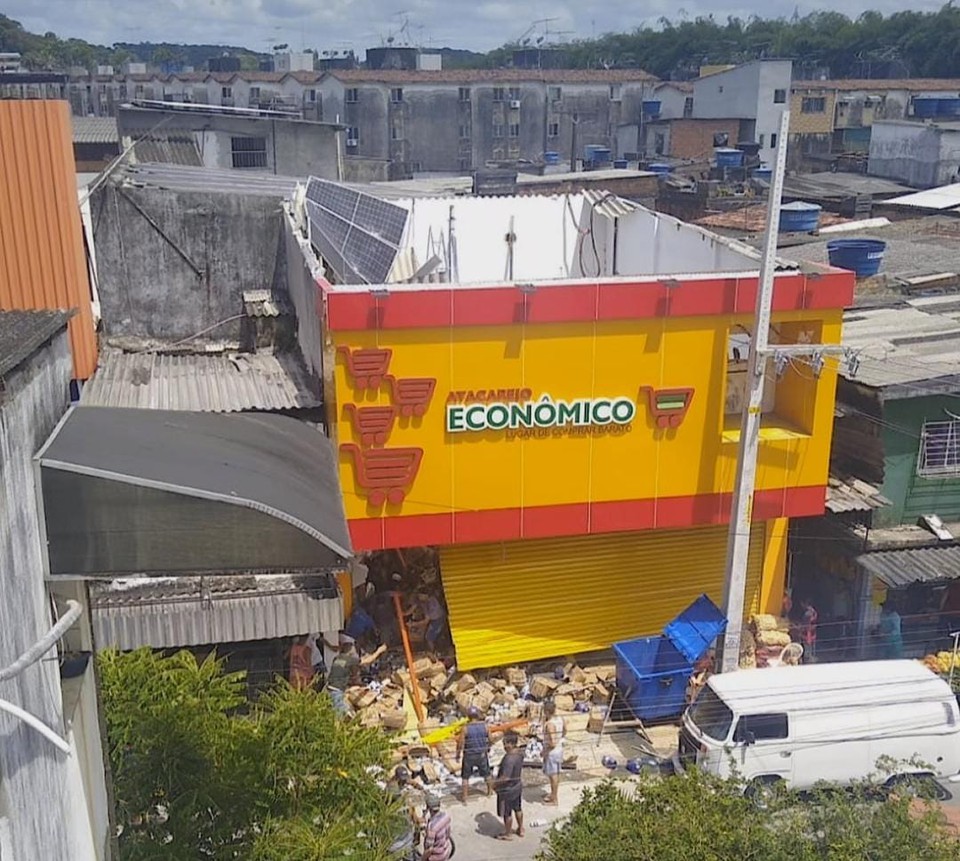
[658,119,742,161]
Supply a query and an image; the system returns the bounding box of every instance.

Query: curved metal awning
[37,406,352,577]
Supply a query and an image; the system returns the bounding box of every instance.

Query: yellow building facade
[323,270,853,667]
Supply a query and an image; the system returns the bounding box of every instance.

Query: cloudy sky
[4,0,950,54]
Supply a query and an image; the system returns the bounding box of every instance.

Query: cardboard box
[530,676,560,699]
[568,666,588,685]
[587,708,607,734]
[554,694,575,712]
[591,683,611,705]
[455,673,477,693]
[381,709,407,730]
[351,689,378,710]
[593,665,616,683]
[504,667,527,688]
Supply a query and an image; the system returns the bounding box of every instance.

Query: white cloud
[1,0,950,54]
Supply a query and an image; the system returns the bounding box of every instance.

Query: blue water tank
[544,151,560,165]
[913,97,940,118]
[647,163,674,175]
[827,239,887,277]
[591,147,612,163]
[939,98,960,117]
[642,99,662,117]
[715,147,744,168]
[614,159,628,169]
[753,166,773,181]
[779,201,822,233]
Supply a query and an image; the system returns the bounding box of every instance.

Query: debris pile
[740,614,802,669]
[348,657,618,733]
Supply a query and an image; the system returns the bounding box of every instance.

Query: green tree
[98,648,404,861]
[538,771,959,861]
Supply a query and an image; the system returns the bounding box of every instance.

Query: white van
[679,660,960,794]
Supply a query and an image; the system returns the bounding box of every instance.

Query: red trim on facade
[346,485,827,550]
[325,272,854,332]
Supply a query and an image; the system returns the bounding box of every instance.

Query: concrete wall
[117,108,340,178]
[652,84,690,120]
[0,330,102,860]
[868,121,944,188]
[92,182,285,341]
[280,205,325,383]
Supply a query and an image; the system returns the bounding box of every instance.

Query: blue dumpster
[613,594,726,721]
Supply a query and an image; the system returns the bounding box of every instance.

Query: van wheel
[745,776,785,810]
[886,773,949,801]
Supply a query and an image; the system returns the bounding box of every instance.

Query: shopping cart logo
[338,345,436,507]
[337,346,393,390]
[640,386,695,429]
[340,443,424,507]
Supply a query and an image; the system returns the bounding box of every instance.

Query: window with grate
[774,88,787,103]
[345,88,358,103]
[492,123,504,138]
[493,87,505,102]
[459,123,471,139]
[801,97,826,113]
[391,87,403,103]
[508,123,520,138]
[231,136,267,169]
[683,96,694,118]
[507,86,521,100]
[549,86,562,102]
[459,87,471,102]
[548,122,559,137]
[918,420,960,477]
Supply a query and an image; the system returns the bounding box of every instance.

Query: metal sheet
[825,475,892,513]
[0,101,99,378]
[91,574,343,649]
[439,523,763,670]
[858,544,960,588]
[71,116,118,145]
[37,405,351,560]
[80,349,320,412]
[884,183,960,211]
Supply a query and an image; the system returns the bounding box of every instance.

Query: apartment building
[788,78,960,170]
[317,68,656,176]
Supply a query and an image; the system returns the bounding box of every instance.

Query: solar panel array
[305,178,408,284]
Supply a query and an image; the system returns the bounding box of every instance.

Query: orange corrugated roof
[794,78,960,92]
[0,100,97,379]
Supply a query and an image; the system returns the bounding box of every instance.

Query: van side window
[734,713,788,742]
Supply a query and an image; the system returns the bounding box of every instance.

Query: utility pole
[718,110,852,672]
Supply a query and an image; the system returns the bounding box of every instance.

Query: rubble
[350,656,619,736]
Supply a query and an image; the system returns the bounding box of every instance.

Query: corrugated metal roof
[129,134,202,166]
[81,349,320,412]
[90,574,343,649]
[884,183,960,211]
[71,115,118,144]
[840,298,960,392]
[0,101,98,378]
[121,162,299,197]
[857,544,960,587]
[825,474,891,513]
[0,310,72,377]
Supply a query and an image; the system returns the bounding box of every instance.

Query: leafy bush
[538,770,958,861]
[98,648,404,860]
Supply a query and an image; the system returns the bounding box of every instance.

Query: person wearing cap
[325,633,385,716]
[421,794,452,861]
[386,765,425,829]
[456,706,494,803]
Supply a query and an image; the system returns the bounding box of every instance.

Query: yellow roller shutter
[440,523,764,670]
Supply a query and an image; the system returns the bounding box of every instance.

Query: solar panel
[304,177,408,284]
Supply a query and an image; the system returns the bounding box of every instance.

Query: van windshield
[689,687,734,741]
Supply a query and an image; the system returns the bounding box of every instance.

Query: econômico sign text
[446,394,636,433]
